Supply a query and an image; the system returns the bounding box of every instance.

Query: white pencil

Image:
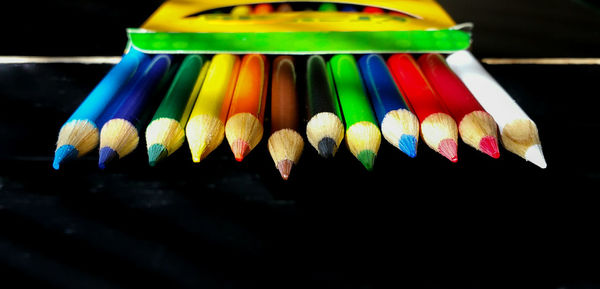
[446,50,547,168]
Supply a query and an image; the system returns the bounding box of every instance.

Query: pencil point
[98,147,118,170]
[357,150,376,171]
[438,139,458,163]
[398,134,418,158]
[148,144,168,167]
[276,159,294,180]
[190,142,207,163]
[525,145,547,169]
[53,145,79,170]
[479,136,500,159]
[317,137,337,158]
[231,139,251,162]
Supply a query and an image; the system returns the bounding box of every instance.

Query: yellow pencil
[185,54,241,162]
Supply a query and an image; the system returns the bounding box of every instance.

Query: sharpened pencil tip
[438,139,458,163]
[317,137,337,158]
[53,145,78,170]
[148,144,168,167]
[98,147,118,170]
[357,150,376,171]
[190,142,207,163]
[525,144,547,169]
[231,139,251,162]
[479,136,500,159]
[398,134,418,158]
[276,159,294,180]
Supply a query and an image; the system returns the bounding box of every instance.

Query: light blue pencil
[53,48,149,170]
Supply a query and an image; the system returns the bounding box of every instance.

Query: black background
[1,1,600,288]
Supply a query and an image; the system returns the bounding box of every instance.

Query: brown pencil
[268,56,304,180]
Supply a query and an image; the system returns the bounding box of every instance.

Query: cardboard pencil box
[127,0,472,54]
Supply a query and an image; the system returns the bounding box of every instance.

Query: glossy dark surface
[1,1,600,288]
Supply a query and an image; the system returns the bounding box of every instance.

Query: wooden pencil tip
[98,147,118,170]
[231,139,251,162]
[479,136,500,159]
[525,145,547,169]
[438,139,458,163]
[276,159,294,180]
[398,134,418,158]
[317,137,337,158]
[357,150,376,171]
[148,144,168,167]
[53,145,78,170]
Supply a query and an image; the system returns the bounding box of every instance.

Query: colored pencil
[340,5,357,12]
[387,53,459,162]
[318,3,337,11]
[329,54,381,171]
[145,54,210,166]
[446,50,547,168]
[276,3,293,12]
[363,6,384,14]
[185,54,241,163]
[98,54,172,169]
[253,3,274,14]
[231,5,251,16]
[53,48,149,170]
[358,54,420,158]
[268,56,304,180]
[418,53,500,159]
[224,53,269,162]
[305,55,345,158]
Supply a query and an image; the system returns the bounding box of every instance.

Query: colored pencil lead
[399,134,418,158]
[357,150,376,171]
[276,159,294,181]
[148,143,169,166]
[98,147,118,170]
[438,139,458,163]
[479,136,500,159]
[526,145,547,169]
[231,139,251,162]
[317,137,337,158]
[53,144,79,170]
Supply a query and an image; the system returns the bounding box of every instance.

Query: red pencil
[418,53,500,158]
[362,6,384,14]
[387,54,458,162]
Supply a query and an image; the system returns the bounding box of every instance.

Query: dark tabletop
[1,1,600,288]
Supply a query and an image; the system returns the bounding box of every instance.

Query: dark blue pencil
[98,54,173,169]
[358,54,420,157]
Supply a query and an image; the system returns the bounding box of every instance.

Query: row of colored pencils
[53,3,547,181]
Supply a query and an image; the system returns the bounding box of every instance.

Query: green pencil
[329,54,381,171]
[145,54,210,166]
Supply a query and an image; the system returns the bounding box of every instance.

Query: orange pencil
[225,54,269,161]
[253,3,274,14]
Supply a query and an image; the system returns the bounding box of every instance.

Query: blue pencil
[98,54,173,169]
[340,5,357,12]
[358,54,420,157]
[53,48,149,169]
